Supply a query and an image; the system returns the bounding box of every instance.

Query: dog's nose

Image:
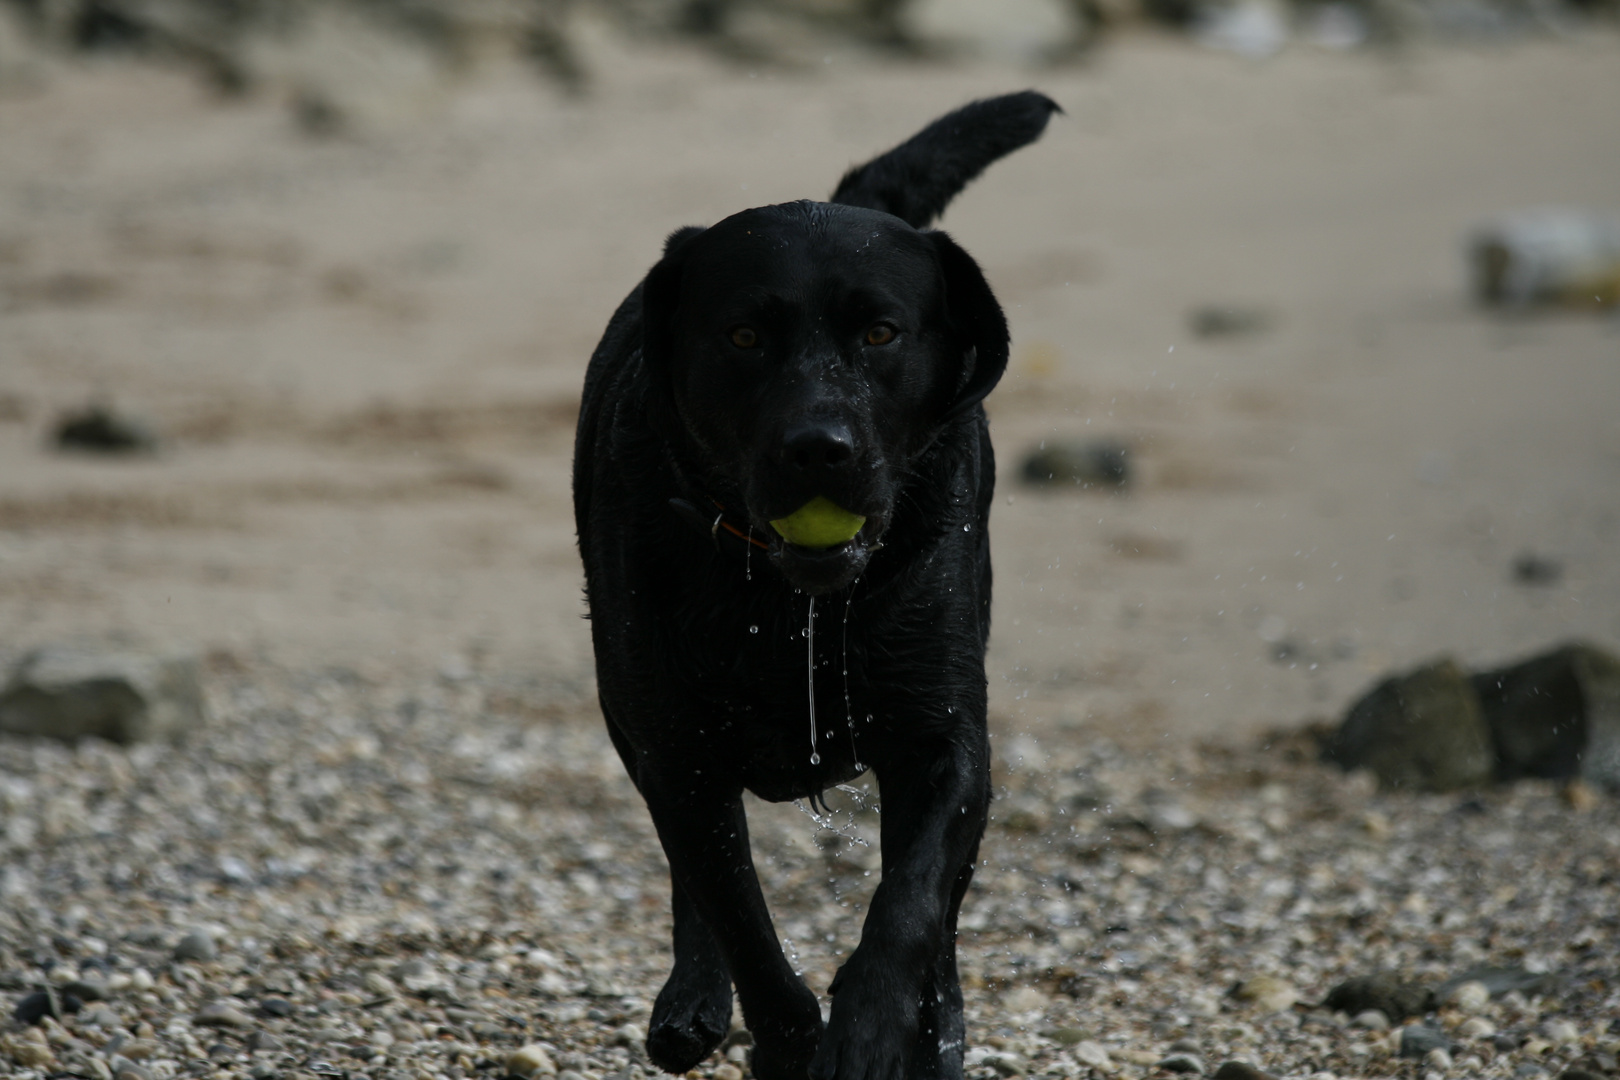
[781,423,855,481]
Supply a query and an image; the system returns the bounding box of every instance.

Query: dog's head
[642,200,1008,594]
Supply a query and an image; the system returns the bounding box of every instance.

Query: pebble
[1424,1047,1453,1071]
[1157,1052,1206,1074]
[1074,1040,1114,1070]
[172,931,217,963]
[1,1032,56,1068]
[1048,1027,1086,1045]
[714,1066,745,1080]
[1458,1017,1496,1039]
[1231,976,1297,1013]
[1168,1039,1202,1054]
[1352,1009,1391,1031]
[1541,1020,1580,1045]
[507,1045,558,1078]
[1211,1062,1279,1080]
[1401,1026,1452,1059]
[1493,1034,1523,1052]
[1448,980,1491,1014]
[259,997,294,1018]
[194,1000,254,1028]
[11,990,60,1025]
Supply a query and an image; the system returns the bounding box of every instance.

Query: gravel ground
[2,662,1618,1080]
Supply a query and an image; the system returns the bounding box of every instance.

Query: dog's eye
[864,324,896,346]
[729,327,759,349]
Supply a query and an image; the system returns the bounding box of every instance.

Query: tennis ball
[770,497,866,549]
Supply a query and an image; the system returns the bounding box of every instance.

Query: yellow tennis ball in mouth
[770,497,866,549]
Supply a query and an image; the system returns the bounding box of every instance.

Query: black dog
[573,92,1059,1080]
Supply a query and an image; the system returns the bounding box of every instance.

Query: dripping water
[842,578,861,770]
[745,526,753,582]
[807,595,819,765]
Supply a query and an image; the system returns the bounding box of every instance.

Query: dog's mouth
[764,517,884,595]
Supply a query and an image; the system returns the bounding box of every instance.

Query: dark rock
[1158,1053,1205,1074]
[1320,973,1434,1023]
[1020,439,1130,490]
[1211,1063,1278,1080]
[1560,1071,1605,1080]
[1168,1039,1202,1055]
[52,404,158,455]
[1189,305,1271,338]
[64,978,109,1001]
[259,996,294,1018]
[247,1030,283,1052]
[1323,658,1494,791]
[1492,1034,1523,1052]
[173,931,218,963]
[0,645,207,744]
[195,1000,254,1028]
[1511,553,1563,586]
[1471,643,1620,788]
[1399,1026,1452,1059]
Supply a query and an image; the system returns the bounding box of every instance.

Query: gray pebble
[1492,1034,1522,1052]
[1157,1053,1206,1074]
[1168,1039,1202,1055]
[1211,1062,1279,1080]
[260,997,294,1018]
[173,931,218,963]
[1352,1009,1391,1031]
[247,1030,282,1053]
[195,1000,255,1028]
[1400,1025,1452,1059]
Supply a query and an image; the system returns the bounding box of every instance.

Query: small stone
[726,1044,749,1064]
[506,1045,558,1078]
[715,1066,744,1080]
[80,1004,121,1027]
[1074,1041,1113,1070]
[173,931,218,963]
[1168,1040,1202,1055]
[392,958,442,992]
[194,1000,254,1028]
[1458,1017,1496,1039]
[1211,1063,1279,1080]
[1524,1038,1554,1056]
[1447,981,1491,1014]
[988,1052,1028,1076]
[1401,1026,1453,1059]
[1048,1027,1086,1046]
[247,1031,282,1053]
[64,979,109,1002]
[363,971,398,998]
[1492,1034,1522,1052]
[1002,985,1050,1013]
[115,1067,152,1080]
[1515,1066,1549,1080]
[2,1032,57,1068]
[1157,1053,1206,1074]
[613,1024,646,1048]
[1425,1047,1454,1071]
[1322,973,1434,1022]
[12,990,58,1025]
[1354,1010,1391,1031]
[1541,1021,1580,1045]
[259,997,294,1018]
[1231,975,1297,1013]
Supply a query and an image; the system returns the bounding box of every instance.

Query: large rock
[1322,657,1493,791]
[1471,643,1620,788]
[0,646,206,744]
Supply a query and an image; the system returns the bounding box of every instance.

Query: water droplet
[749,625,759,634]
[810,752,821,765]
[963,523,971,532]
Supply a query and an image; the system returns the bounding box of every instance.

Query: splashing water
[807,595,819,765]
[746,526,753,582]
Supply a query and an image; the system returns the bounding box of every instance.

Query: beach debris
[1470,209,1620,309]
[1321,657,1494,792]
[1020,439,1130,490]
[52,403,158,455]
[0,644,207,744]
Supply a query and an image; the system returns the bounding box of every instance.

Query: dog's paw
[808,958,917,1080]
[746,988,825,1080]
[646,967,733,1074]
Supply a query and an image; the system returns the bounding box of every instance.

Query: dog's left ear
[930,230,1010,422]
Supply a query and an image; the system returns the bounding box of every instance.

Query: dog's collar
[669,497,771,554]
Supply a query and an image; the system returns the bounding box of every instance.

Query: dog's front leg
[812,736,990,1080]
[640,771,825,1080]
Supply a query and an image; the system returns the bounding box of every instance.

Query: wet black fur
[573,92,1059,1080]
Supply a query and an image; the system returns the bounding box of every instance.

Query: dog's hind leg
[647,880,735,1073]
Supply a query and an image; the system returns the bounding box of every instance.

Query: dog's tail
[829,91,1061,229]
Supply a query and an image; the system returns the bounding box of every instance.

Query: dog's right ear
[640,226,705,436]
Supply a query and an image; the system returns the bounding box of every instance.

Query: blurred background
[2,0,1617,741]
